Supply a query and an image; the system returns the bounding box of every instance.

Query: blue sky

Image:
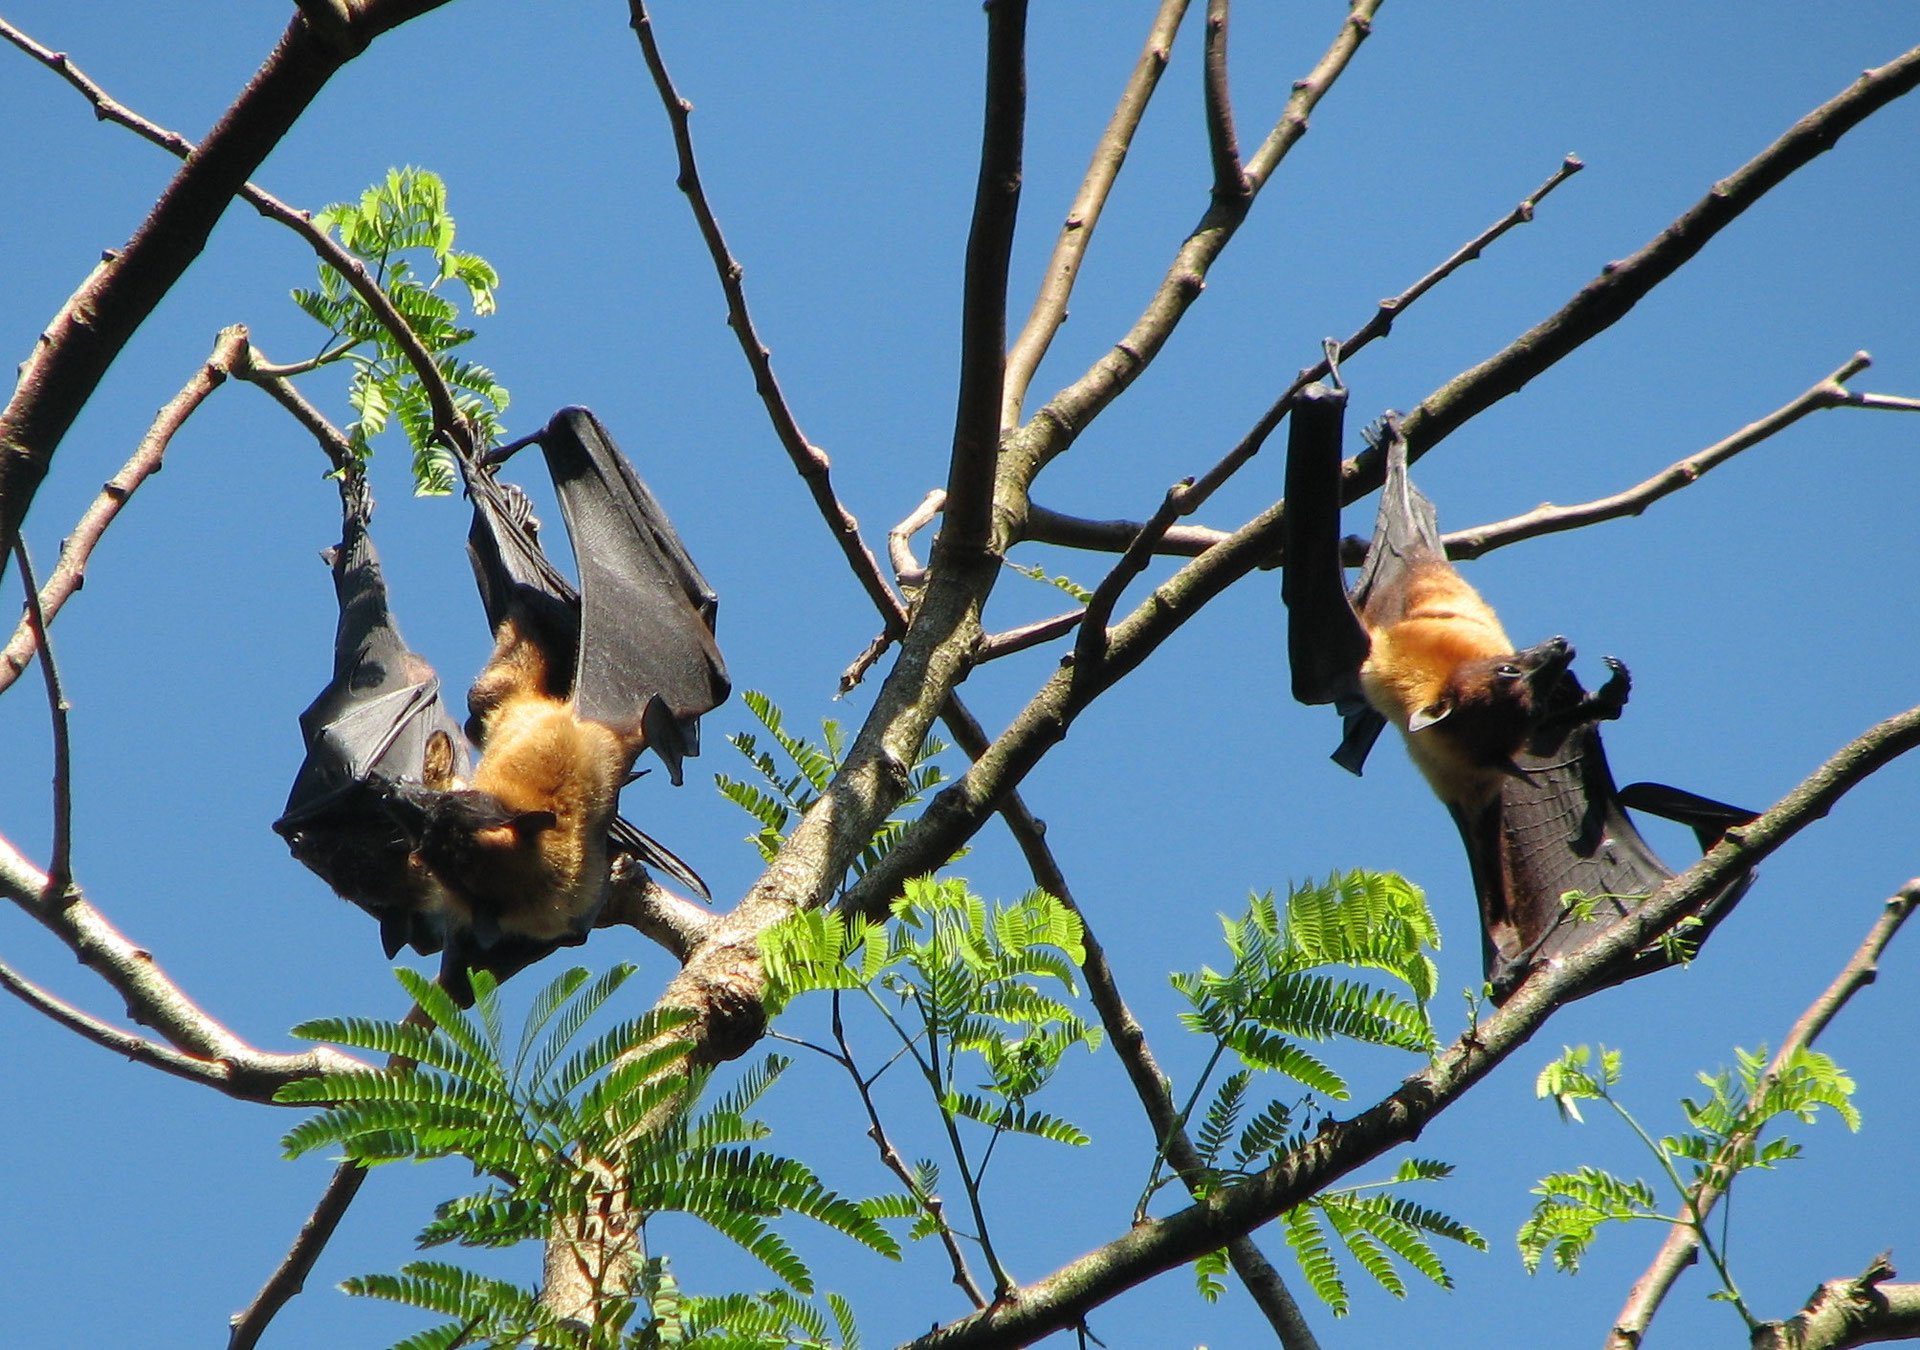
[2,4,1917,1348]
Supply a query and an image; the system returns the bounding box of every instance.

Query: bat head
[1407,635,1574,775]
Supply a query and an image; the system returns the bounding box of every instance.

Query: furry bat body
[1282,381,1752,998]
[280,409,729,1001]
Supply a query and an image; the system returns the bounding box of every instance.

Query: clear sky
[1,4,1917,1348]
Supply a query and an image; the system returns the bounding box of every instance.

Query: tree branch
[940,0,1028,562]
[891,697,1920,1348]
[1394,42,1920,472]
[1184,153,1585,512]
[1750,1255,1920,1350]
[986,792,1319,1348]
[1072,479,1191,671]
[1606,879,1920,1349]
[1444,353,1880,559]
[0,0,456,553]
[1001,0,1381,497]
[975,610,1084,663]
[1003,0,1191,428]
[13,542,72,893]
[1202,0,1248,203]
[226,1162,370,1350]
[0,326,248,696]
[625,1,907,643]
[0,833,360,1101]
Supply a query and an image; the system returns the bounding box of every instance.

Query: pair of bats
[1282,377,1753,1000]
[274,408,730,1003]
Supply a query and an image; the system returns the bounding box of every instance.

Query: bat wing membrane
[276,483,471,959]
[539,407,730,783]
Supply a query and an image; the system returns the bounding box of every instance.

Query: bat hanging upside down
[277,408,730,1002]
[1281,375,1753,1000]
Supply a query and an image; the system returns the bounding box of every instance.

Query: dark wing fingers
[608,814,711,901]
[1618,781,1760,850]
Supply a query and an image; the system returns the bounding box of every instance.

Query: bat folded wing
[539,407,731,783]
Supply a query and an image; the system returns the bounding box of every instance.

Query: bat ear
[423,730,458,790]
[1407,697,1454,733]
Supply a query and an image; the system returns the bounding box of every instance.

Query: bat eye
[1494,663,1523,681]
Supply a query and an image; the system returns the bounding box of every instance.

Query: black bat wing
[275,481,471,960]
[1280,382,1388,771]
[538,407,730,785]
[1462,676,1757,1002]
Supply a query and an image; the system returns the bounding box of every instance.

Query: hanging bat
[273,472,469,966]
[1281,380,1752,998]
[384,407,731,988]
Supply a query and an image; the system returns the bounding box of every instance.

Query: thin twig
[940,0,1028,562]
[0,17,467,447]
[225,1163,368,1350]
[1395,44,1920,472]
[1072,480,1191,671]
[1028,351,1912,571]
[829,994,990,1308]
[1183,154,1585,514]
[1605,878,1920,1349]
[625,1,906,641]
[1446,353,1876,559]
[1003,0,1191,428]
[0,326,247,697]
[14,543,73,893]
[1003,0,1382,494]
[1202,0,1247,202]
[1025,503,1226,559]
[889,489,947,591]
[976,611,1084,663]
[229,1002,439,1348]
[0,952,255,1085]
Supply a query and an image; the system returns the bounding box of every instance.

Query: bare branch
[1395,43,1920,471]
[940,0,1028,562]
[889,489,946,591]
[1606,878,1920,1348]
[0,952,260,1088]
[985,790,1318,1348]
[1003,0,1382,496]
[1750,1255,1920,1350]
[892,698,1920,1348]
[598,856,720,964]
[1030,350,1909,572]
[0,834,359,1100]
[625,1,906,638]
[226,1162,370,1350]
[1202,0,1248,202]
[975,610,1084,663]
[1025,503,1225,558]
[0,326,247,696]
[1183,153,1586,514]
[1072,479,1192,671]
[1446,353,1878,559]
[0,0,459,551]
[1003,0,1191,428]
[1,24,463,444]
[13,542,72,892]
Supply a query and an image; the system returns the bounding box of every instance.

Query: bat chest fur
[1361,564,1519,809]
[456,695,628,935]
